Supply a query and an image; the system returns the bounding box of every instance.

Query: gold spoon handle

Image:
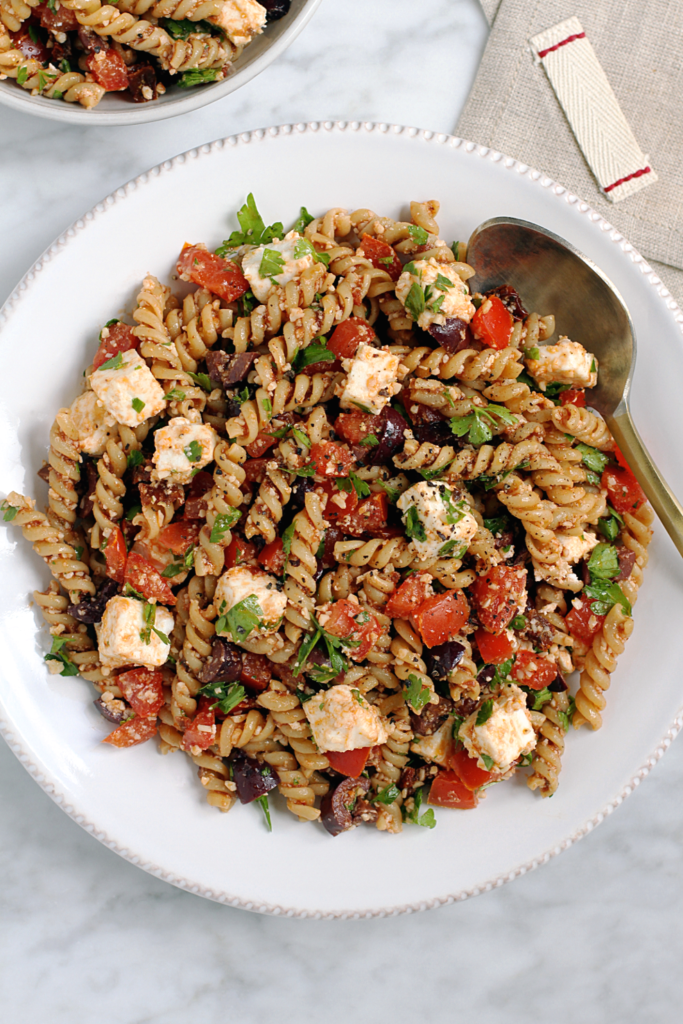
[607,407,683,558]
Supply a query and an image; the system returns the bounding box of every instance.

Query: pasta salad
[3,195,654,836]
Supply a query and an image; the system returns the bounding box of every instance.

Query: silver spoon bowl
[466,217,683,556]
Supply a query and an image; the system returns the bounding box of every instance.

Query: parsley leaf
[139,602,156,645]
[556,695,576,733]
[293,236,330,267]
[294,465,316,477]
[217,194,284,253]
[290,339,335,373]
[291,427,311,450]
[483,515,510,536]
[256,794,272,832]
[404,282,426,322]
[293,627,323,677]
[403,785,437,829]
[406,224,429,245]
[161,16,216,39]
[2,502,17,522]
[210,509,241,543]
[511,614,527,630]
[530,687,553,711]
[259,247,286,282]
[404,673,431,711]
[197,680,246,714]
[184,440,202,463]
[131,397,145,414]
[438,539,466,557]
[223,595,265,644]
[476,700,494,725]
[177,68,220,88]
[187,371,213,392]
[597,504,624,543]
[583,580,631,617]
[127,449,144,471]
[152,627,170,645]
[373,783,400,805]
[449,404,517,447]
[349,472,370,499]
[403,506,426,542]
[378,480,401,504]
[44,636,79,677]
[281,520,296,576]
[576,443,609,475]
[164,387,186,402]
[97,352,124,372]
[587,543,620,580]
[359,434,379,447]
[480,752,495,771]
[161,562,187,579]
[261,397,272,416]
[126,504,141,522]
[292,206,314,233]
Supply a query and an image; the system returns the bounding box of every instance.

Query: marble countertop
[2,2,682,1021]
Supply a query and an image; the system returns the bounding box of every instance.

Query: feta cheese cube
[338,343,405,416]
[459,685,536,772]
[89,349,166,428]
[526,337,598,390]
[534,530,599,590]
[96,595,173,672]
[214,566,286,641]
[410,718,455,767]
[210,0,267,48]
[58,390,117,457]
[397,480,478,562]
[303,683,389,753]
[241,230,316,303]
[395,258,476,331]
[152,416,217,485]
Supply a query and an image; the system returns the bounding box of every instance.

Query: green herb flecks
[476,700,494,726]
[187,372,214,392]
[131,397,145,414]
[359,434,379,448]
[139,602,156,645]
[293,236,330,267]
[198,680,246,715]
[44,636,79,677]
[373,783,400,805]
[403,506,426,542]
[402,785,436,829]
[404,673,431,712]
[217,595,265,644]
[255,794,273,832]
[449,403,517,447]
[177,68,220,88]
[259,247,286,284]
[217,194,284,254]
[291,339,335,373]
[96,352,125,372]
[210,508,241,544]
[406,224,429,245]
[480,753,495,771]
[292,206,314,234]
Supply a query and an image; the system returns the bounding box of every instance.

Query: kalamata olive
[519,609,555,652]
[409,694,454,736]
[614,546,636,582]
[229,750,279,804]
[260,0,291,20]
[424,641,465,685]
[321,525,343,568]
[78,24,107,54]
[477,664,496,687]
[71,578,119,624]
[368,406,408,466]
[428,317,472,353]
[199,637,243,684]
[79,459,98,518]
[453,696,478,719]
[290,474,314,511]
[413,417,454,447]
[320,776,371,836]
[93,696,127,723]
[206,350,257,387]
[487,284,528,321]
[549,671,567,692]
[493,529,515,551]
[127,62,157,103]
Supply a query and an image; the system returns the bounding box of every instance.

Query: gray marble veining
[1,2,682,1021]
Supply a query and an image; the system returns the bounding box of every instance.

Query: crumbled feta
[96,596,173,671]
[410,718,455,766]
[534,531,599,590]
[303,683,389,753]
[558,530,599,564]
[395,258,476,330]
[397,480,478,562]
[338,343,405,416]
[89,349,166,427]
[459,685,536,771]
[214,566,286,640]
[210,0,267,47]
[526,337,598,389]
[241,231,315,303]
[152,416,217,485]
[59,390,117,457]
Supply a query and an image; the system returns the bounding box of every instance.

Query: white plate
[2,122,683,918]
[0,0,321,127]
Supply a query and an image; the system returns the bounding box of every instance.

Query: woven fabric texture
[465,0,683,305]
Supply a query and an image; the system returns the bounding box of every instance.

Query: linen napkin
[459,0,683,307]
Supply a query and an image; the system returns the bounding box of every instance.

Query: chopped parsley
[44,636,78,677]
[373,783,400,805]
[177,68,220,88]
[184,440,202,463]
[587,542,620,580]
[216,595,265,644]
[139,602,156,645]
[292,206,314,233]
[256,794,273,832]
[378,480,401,504]
[403,785,436,829]
[483,515,510,536]
[291,426,311,449]
[404,506,426,542]
[1,502,17,522]
[187,371,214,392]
[127,449,144,470]
[583,579,631,617]
[209,508,241,544]
[438,539,466,557]
[131,397,145,414]
[197,680,246,715]
[293,236,330,267]
[576,442,609,476]
[216,194,284,253]
[96,352,124,372]
[476,700,494,726]
[480,753,495,771]
[161,16,216,39]
[556,695,576,733]
[449,404,517,446]
[126,504,141,522]
[597,504,624,542]
[359,434,379,447]
[164,387,186,402]
[281,520,296,576]
[290,339,336,373]
[259,247,286,283]
[511,615,527,630]
[406,224,429,245]
[404,673,431,711]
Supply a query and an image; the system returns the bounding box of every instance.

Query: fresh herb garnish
[217,595,265,643]
[291,426,311,450]
[217,194,284,253]
[139,602,156,645]
[177,68,220,88]
[210,508,241,544]
[293,236,330,267]
[164,387,186,402]
[583,580,631,617]
[261,397,272,416]
[556,695,576,732]
[292,206,314,233]
[378,480,401,504]
[359,434,379,447]
[187,371,214,392]
[125,504,141,522]
[404,673,431,711]
[476,700,494,726]
[290,339,335,373]
[403,785,436,829]
[127,449,144,471]
[511,614,527,630]
[44,636,78,677]
[373,783,400,805]
[197,680,246,714]
[597,504,624,542]
[1,502,17,522]
[449,404,517,446]
[403,506,426,542]
[576,443,609,476]
[587,542,620,580]
[259,247,286,283]
[480,752,495,771]
[184,440,202,463]
[438,539,466,557]
[281,520,296,576]
[161,17,216,39]
[97,352,124,372]
[404,281,426,322]
[406,224,429,245]
[131,397,145,414]
[483,515,510,536]
[256,794,272,832]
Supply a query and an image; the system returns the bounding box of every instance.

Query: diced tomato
[92,321,138,371]
[124,551,177,605]
[258,538,285,574]
[560,389,586,407]
[157,520,200,555]
[10,23,49,62]
[358,234,403,281]
[448,746,495,790]
[316,480,358,522]
[103,526,127,584]
[470,565,527,635]
[510,649,558,690]
[566,597,606,644]
[36,2,79,32]
[428,770,479,809]
[601,465,647,514]
[337,492,388,537]
[325,747,370,777]
[323,598,383,662]
[242,458,270,486]
[334,409,384,445]
[385,572,434,620]
[183,470,214,519]
[176,245,248,303]
[102,714,157,748]
[471,295,513,350]
[181,697,216,752]
[115,667,164,717]
[245,432,278,459]
[414,590,469,648]
[224,535,257,568]
[240,652,272,692]
[474,627,514,665]
[327,316,377,360]
[310,441,355,478]
[86,48,128,91]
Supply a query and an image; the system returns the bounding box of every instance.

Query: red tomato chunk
[337,492,388,537]
[240,652,272,692]
[470,565,527,635]
[181,698,216,752]
[86,48,129,91]
[601,465,646,515]
[317,480,358,522]
[36,2,79,31]
[116,667,165,716]
[385,573,433,620]
[327,317,377,360]
[158,520,200,554]
[448,746,495,790]
[334,410,384,445]
[92,321,138,371]
[258,537,286,575]
[414,590,469,649]
[474,627,514,666]
[310,441,355,478]
[224,536,257,568]
[566,597,605,644]
[326,747,370,777]
[471,295,513,350]
[358,234,403,281]
[176,245,249,303]
[323,599,383,662]
[10,24,49,62]
[103,526,127,584]
[245,432,278,459]
[510,650,557,690]
[559,389,586,407]
[103,714,157,748]
[124,551,177,605]
[428,770,479,809]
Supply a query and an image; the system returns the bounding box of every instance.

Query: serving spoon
[466,217,683,556]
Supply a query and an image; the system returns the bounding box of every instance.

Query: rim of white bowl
[0,0,323,127]
[1,121,683,918]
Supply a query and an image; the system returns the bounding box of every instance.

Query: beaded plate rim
[1,120,682,919]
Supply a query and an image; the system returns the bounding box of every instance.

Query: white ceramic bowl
[0,0,321,126]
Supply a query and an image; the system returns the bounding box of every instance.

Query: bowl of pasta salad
[1,123,681,916]
[0,0,321,125]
